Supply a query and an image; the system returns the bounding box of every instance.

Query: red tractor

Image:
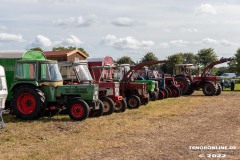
[174,58,232,96]
[87,57,127,115]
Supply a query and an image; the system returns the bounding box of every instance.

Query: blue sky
[0,0,240,61]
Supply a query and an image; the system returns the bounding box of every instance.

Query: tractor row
[0,51,231,123]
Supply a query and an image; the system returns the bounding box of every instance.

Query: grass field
[0,91,239,160]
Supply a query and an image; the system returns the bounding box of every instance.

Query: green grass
[223,83,240,91]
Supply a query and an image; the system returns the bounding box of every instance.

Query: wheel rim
[129,98,137,107]
[115,101,122,111]
[102,101,110,112]
[17,93,37,115]
[206,85,213,93]
[71,104,84,118]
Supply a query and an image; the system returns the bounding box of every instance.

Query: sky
[1,0,240,62]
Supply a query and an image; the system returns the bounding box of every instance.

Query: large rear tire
[127,95,141,109]
[12,86,45,120]
[174,76,191,95]
[68,99,89,121]
[215,83,222,96]
[185,85,195,95]
[100,97,115,115]
[203,82,216,96]
[115,99,127,113]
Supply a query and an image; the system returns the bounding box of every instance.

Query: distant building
[44,49,88,61]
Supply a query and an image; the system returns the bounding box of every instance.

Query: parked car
[220,73,236,78]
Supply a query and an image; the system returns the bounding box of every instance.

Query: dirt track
[1,91,240,160]
[87,91,240,160]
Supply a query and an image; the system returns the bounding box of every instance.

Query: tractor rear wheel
[174,76,191,95]
[127,95,141,109]
[151,91,158,101]
[89,100,104,117]
[100,97,115,115]
[165,87,172,97]
[215,83,222,96]
[185,85,195,95]
[160,88,169,98]
[142,93,150,105]
[67,99,89,121]
[203,82,217,96]
[12,86,46,120]
[115,99,127,113]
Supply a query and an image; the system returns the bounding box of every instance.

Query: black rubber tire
[142,93,150,105]
[160,88,169,98]
[174,76,191,95]
[203,82,217,96]
[185,85,195,95]
[170,86,181,97]
[67,99,90,121]
[127,95,141,109]
[165,87,172,97]
[12,86,46,120]
[100,97,115,115]
[158,90,164,100]
[89,100,104,117]
[115,99,127,113]
[215,83,222,96]
[150,91,158,101]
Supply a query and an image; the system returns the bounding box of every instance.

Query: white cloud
[170,40,190,47]
[112,17,138,27]
[101,34,155,50]
[201,38,218,44]
[0,33,24,42]
[194,3,217,15]
[180,28,198,33]
[53,15,100,27]
[158,42,170,48]
[220,39,238,46]
[55,35,83,46]
[27,35,52,49]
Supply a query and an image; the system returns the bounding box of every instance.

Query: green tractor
[1,51,101,121]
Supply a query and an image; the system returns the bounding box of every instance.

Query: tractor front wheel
[12,86,46,120]
[127,95,141,109]
[160,88,169,98]
[89,100,104,117]
[67,99,89,121]
[151,91,158,101]
[215,83,222,96]
[100,97,115,115]
[170,86,181,97]
[115,99,127,113]
[203,82,217,96]
[165,87,172,97]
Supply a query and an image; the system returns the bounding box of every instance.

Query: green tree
[182,52,197,64]
[215,66,229,76]
[196,48,217,67]
[116,56,134,64]
[166,53,184,74]
[140,52,158,62]
[29,47,43,52]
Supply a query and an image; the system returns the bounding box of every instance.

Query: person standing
[220,79,224,91]
[231,79,235,91]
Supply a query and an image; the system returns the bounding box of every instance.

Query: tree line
[30,46,240,75]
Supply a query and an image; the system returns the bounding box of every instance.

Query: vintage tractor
[0,65,8,128]
[86,57,126,114]
[113,64,149,109]
[0,51,101,121]
[174,58,232,96]
[137,65,181,98]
